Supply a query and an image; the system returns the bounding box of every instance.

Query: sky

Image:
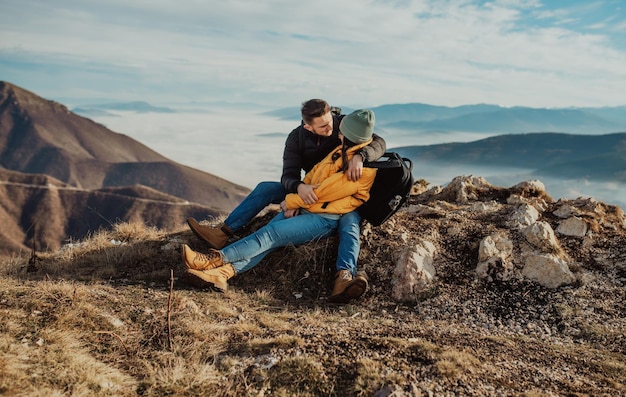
[1,0,626,109]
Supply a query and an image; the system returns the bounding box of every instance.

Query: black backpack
[358,152,414,226]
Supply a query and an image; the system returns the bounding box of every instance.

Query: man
[187,99,386,302]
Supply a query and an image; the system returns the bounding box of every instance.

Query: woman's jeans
[222,181,362,275]
[222,211,337,274]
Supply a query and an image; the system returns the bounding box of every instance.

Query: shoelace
[194,251,217,264]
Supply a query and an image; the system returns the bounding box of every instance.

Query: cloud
[91,109,296,189]
[1,0,625,108]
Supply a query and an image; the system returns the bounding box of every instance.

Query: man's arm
[358,133,386,162]
[281,127,305,194]
[345,133,387,181]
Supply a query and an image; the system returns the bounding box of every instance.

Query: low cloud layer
[90,110,626,210]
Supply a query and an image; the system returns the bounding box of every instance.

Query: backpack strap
[364,152,413,173]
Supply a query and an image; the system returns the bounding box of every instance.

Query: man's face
[304,111,333,137]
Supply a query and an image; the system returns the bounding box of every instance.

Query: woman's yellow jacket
[285,140,377,215]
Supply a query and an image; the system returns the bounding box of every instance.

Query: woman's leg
[222,212,337,274]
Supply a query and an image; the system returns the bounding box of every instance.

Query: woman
[181,109,377,302]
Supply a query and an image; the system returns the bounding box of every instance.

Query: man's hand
[346,153,364,181]
[297,183,319,205]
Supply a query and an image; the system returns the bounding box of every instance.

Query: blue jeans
[223,181,362,275]
[335,210,361,275]
[224,181,286,231]
[222,211,337,273]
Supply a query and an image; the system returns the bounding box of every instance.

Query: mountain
[371,103,501,123]
[394,132,626,172]
[580,106,626,125]
[72,101,175,115]
[262,102,625,135]
[0,81,249,255]
[0,81,248,208]
[392,132,626,209]
[0,167,224,254]
[394,132,626,182]
[381,106,623,134]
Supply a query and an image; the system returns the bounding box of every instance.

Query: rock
[556,217,588,237]
[476,233,514,282]
[436,175,493,203]
[521,253,576,288]
[508,204,540,229]
[523,221,561,253]
[511,180,546,195]
[391,241,437,302]
[553,203,580,219]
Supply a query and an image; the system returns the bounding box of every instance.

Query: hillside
[395,132,626,182]
[0,167,225,254]
[0,175,624,395]
[0,81,250,255]
[0,81,248,208]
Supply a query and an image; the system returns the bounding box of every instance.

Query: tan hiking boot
[187,218,232,249]
[182,244,225,270]
[329,270,368,303]
[183,264,236,292]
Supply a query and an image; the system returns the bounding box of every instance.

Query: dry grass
[1,215,625,396]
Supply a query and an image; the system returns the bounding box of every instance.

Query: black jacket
[281,112,387,193]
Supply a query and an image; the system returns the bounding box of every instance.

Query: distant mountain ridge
[395,132,626,181]
[395,132,626,171]
[0,81,249,255]
[263,102,626,135]
[384,107,622,134]
[72,101,175,117]
[393,132,626,209]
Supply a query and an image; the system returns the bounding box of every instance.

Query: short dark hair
[301,99,330,126]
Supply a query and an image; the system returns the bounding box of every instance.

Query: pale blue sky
[1,0,625,108]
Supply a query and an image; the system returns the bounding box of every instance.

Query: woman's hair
[341,138,358,172]
[331,137,359,172]
[301,99,330,126]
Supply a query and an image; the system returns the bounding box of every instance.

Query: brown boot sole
[329,278,368,303]
[182,270,228,292]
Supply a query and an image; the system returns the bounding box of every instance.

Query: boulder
[508,204,540,229]
[556,217,588,237]
[476,232,514,282]
[523,221,561,253]
[521,253,576,288]
[391,241,437,302]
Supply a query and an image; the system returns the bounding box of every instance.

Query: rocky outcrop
[386,176,625,302]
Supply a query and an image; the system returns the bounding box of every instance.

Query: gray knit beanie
[339,109,375,144]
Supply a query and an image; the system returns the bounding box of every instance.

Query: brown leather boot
[182,244,225,270]
[329,270,368,303]
[187,218,233,249]
[183,264,236,292]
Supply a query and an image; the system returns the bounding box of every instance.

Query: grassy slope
[0,208,625,396]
